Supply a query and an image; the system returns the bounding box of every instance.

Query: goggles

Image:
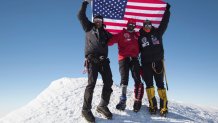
[93,18,103,23]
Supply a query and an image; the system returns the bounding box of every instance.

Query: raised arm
[77,1,93,32]
[158,3,171,36]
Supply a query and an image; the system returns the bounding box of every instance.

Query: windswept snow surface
[0,78,218,123]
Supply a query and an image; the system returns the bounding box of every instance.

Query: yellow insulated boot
[146,87,157,114]
[158,88,168,117]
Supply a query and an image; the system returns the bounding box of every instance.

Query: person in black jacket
[77,0,113,122]
[138,3,171,116]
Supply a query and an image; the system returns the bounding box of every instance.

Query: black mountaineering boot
[133,83,144,112]
[82,109,95,123]
[96,106,112,119]
[133,101,142,112]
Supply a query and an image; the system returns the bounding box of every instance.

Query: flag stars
[93,0,127,19]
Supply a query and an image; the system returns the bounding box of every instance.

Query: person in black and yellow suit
[138,3,171,117]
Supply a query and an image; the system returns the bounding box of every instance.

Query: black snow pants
[119,57,142,86]
[141,60,165,89]
[82,55,113,110]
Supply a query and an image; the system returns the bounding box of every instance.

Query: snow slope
[0,78,218,123]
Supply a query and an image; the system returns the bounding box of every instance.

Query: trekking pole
[162,59,169,90]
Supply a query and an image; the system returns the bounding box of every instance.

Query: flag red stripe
[106,29,123,32]
[106,29,122,34]
[125,12,164,18]
[104,21,160,26]
[104,22,126,27]
[127,0,166,4]
[126,5,166,11]
[122,18,161,24]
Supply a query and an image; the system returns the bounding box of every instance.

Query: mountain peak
[0,78,218,123]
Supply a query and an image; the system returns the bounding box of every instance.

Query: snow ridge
[0,78,218,123]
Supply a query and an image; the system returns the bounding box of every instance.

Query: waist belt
[87,54,107,63]
[124,56,138,62]
[129,57,138,61]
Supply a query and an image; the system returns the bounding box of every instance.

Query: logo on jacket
[124,33,131,41]
[141,37,149,47]
[151,35,160,45]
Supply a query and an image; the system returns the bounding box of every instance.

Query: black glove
[166,3,171,10]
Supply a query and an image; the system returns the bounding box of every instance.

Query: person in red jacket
[108,19,144,112]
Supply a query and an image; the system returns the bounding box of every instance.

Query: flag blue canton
[93,0,128,20]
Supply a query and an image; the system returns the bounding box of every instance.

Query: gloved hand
[84,0,92,3]
[166,3,171,10]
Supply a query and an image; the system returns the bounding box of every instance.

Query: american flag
[92,0,166,34]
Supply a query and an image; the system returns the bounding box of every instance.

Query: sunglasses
[144,24,152,28]
[128,23,136,27]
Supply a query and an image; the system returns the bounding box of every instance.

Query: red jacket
[108,28,139,61]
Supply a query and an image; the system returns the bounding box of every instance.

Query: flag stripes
[93,0,166,34]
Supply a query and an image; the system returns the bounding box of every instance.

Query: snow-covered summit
[0,77,218,123]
